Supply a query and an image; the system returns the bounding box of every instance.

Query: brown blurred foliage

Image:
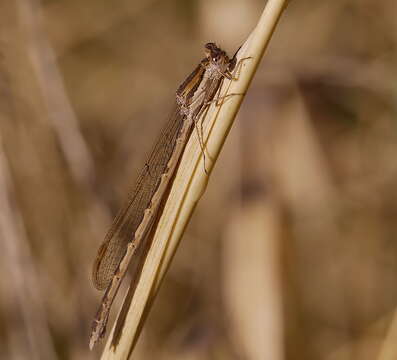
[0,0,397,359]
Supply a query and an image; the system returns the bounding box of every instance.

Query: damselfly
[89,43,239,349]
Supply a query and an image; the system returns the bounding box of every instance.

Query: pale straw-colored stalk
[101,0,288,358]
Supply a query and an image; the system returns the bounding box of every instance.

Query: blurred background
[1,0,397,359]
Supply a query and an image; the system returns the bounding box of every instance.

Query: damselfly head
[204,42,230,66]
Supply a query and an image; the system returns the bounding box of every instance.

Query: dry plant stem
[100,0,288,358]
[17,0,94,186]
[17,0,111,264]
[223,200,284,360]
[377,309,397,360]
[0,136,58,360]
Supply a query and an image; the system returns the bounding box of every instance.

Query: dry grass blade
[100,0,288,358]
[377,310,397,360]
